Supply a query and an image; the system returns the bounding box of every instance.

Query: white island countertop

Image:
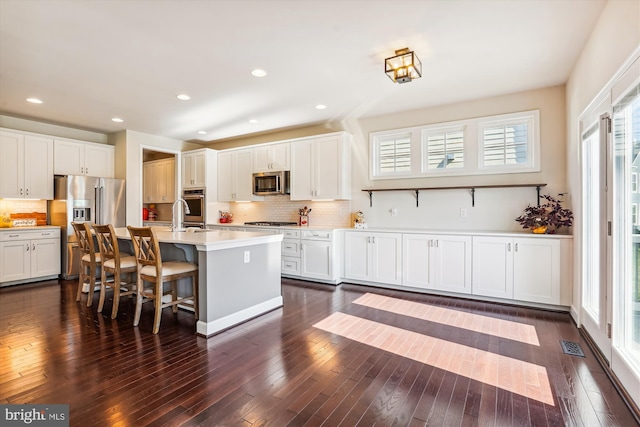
[114,227,283,251]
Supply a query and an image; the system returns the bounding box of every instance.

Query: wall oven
[183,188,205,226]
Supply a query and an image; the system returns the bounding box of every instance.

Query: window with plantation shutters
[422,126,465,172]
[369,109,539,179]
[375,133,412,175]
[478,112,538,171]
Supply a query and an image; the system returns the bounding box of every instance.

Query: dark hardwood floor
[1,278,638,427]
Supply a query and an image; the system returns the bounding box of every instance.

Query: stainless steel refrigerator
[49,175,126,279]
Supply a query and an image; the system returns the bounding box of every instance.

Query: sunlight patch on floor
[313,312,554,406]
[353,293,540,346]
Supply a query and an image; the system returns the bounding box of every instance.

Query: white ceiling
[0,0,606,143]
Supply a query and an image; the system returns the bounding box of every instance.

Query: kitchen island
[114,227,283,337]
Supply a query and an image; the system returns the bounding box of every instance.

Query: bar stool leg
[152,278,163,334]
[133,277,144,327]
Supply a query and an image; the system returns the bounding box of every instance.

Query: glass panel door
[612,85,640,378]
[581,113,611,356]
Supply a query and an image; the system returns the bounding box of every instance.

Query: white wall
[352,85,567,231]
[111,130,201,226]
[566,0,640,318]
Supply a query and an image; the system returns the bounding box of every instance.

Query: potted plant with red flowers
[515,194,573,234]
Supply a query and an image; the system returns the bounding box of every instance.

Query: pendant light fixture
[385,48,422,84]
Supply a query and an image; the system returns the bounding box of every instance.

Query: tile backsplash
[226,196,352,228]
[0,199,48,216]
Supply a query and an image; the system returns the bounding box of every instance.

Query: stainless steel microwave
[252,171,290,195]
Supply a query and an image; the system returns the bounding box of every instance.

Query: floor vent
[560,340,586,357]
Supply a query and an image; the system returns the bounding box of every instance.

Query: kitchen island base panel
[196,240,282,337]
[196,296,283,337]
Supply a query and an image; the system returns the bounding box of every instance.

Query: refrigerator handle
[95,185,101,224]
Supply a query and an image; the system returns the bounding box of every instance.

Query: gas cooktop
[244,221,298,227]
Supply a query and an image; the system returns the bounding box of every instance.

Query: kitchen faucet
[171,198,190,231]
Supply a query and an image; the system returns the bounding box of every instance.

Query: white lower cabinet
[472,236,562,304]
[281,229,301,277]
[344,231,402,285]
[402,234,471,294]
[512,237,561,304]
[300,230,333,281]
[0,229,61,285]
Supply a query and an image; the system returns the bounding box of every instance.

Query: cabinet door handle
[86,168,88,175]
[20,188,23,195]
[515,243,518,252]
[32,244,36,251]
[435,240,439,247]
[507,243,511,251]
[81,167,84,174]
[26,244,29,251]
[372,236,376,244]
[26,188,29,196]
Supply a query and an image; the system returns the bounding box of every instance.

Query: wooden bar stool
[71,221,101,307]
[93,224,138,319]
[127,226,198,334]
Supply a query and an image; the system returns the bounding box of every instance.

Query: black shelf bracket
[415,189,420,207]
[536,185,542,206]
[367,190,373,207]
[471,188,476,207]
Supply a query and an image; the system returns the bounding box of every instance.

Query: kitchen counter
[207,222,573,238]
[115,227,283,337]
[114,227,283,250]
[0,226,60,231]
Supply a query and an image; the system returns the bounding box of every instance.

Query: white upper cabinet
[253,142,290,172]
[54,138,114,178]
[218,149,261,202]
[182,148,218,198]
[290,132,351,200]
[182,150,206,188]
[0,129,53,199]
[143,158,175,203]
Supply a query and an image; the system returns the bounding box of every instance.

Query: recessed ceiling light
[111,117,124,123]
[251,69,267,77]
[197,130,207,135]
[249,119,259,124]
[26,98,43,104]
[177,94,191,101]
[315,104,327,110]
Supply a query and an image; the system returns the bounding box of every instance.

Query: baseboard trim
[580,327,640,425]
[196,296,283,337]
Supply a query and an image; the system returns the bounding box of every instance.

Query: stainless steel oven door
[183,189,205,223]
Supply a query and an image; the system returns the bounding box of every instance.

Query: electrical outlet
[244,250,250,263]
[460,208,468,217]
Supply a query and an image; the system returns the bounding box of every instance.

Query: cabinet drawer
[0,230,59,241]
[282,239,301,256]
[301,230,331,240]
[282,229,300,239]
[282,256,301,276]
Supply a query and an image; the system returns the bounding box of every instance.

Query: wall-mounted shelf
[362,183,547,208]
